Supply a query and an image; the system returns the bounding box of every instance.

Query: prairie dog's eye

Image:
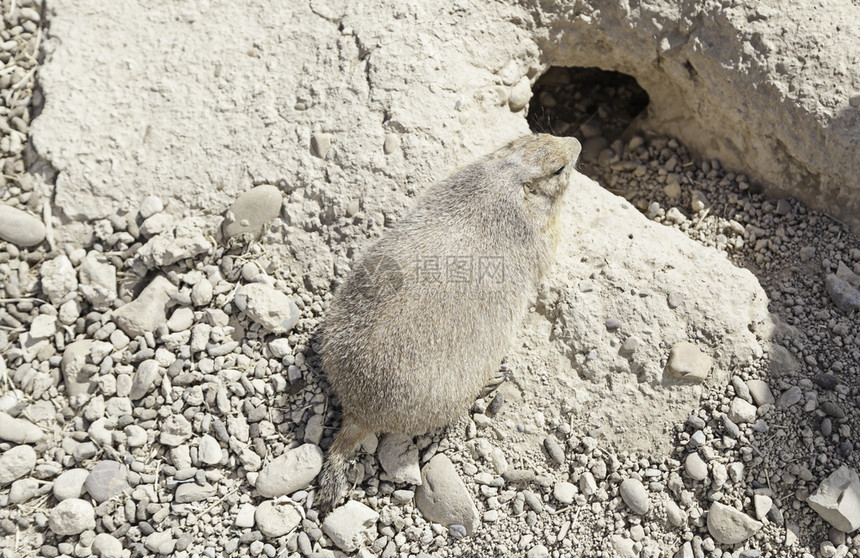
[553,166,566,176]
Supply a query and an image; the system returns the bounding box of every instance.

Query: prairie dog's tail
[316,418,370,514]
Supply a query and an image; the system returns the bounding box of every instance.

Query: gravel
[0,32,858,558]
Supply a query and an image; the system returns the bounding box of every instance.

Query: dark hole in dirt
[527,66,650,174]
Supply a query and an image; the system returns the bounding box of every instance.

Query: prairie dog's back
[316,134,582,512]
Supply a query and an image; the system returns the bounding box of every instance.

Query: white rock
[92,533,123,558]
[619,478,649,515]
[527,544,550,558]
[378,434,421,485]
[61,339,95,398]
[0,411,43,443]
[40,255,78,304]
[78,252,117,310]
[256,443,323,497]
[268,338,292,359]
[754,494,773,520]
[807,465,860,533]
[125,425,148,447]
[159,415,193,446]
[29,314,57,339]
[684,452,708,481]
[610,535,637,558]
[190,278,214,306]
[675,542,694,558]
[235,503,257,528]
[665,342,712,382]
[508,77,531,111]
[139,212,173,238]
[136,219,212,268]
[233,283,300,334]
[48,498,96,535]
[415,454,479,535]
[745,379,775,406]
[167,307,195,332]
[53,468,89,501]
[728,397,757,424]
[577,472,596,496]
[706,501,762,544]
[254,500,302,539]
[321,500,380,553]
[144,530,176,554]
[129,359,161,401]
[138,195,164,218]
[553,481,576,505]
[114,275,177,337]
[9,478,40,503]
[0,204,45,247]
[664,498,686,527]
[0,445,37,485]
[198,435,224,465]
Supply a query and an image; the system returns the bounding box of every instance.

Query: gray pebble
[605,318,622,331]
[821,401,845,418]
[731,376,752,402]
[174,482,217,503]
[776,386,802,407]
[415,454,479,535]
[619,478,649,515]
[544,436,565,466]
[221,185,283,240]
[688,430,706,448]
[686,415,706,430]
[9,478,40,503]
[814,373,838,390]
[825,274,860,311]
[84,461,129,503]
[745,379,775,406]
[721,414,740,438]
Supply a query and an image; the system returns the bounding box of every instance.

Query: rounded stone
[619,478,649,515]
[0,205,46,247]
[48,498,96,535]
[53,469,89,501]
[0,445,37,486]
[84,461,129,503]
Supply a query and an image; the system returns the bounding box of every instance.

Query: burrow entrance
[527,66,650,174]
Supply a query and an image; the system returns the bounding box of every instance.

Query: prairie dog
[317,134,582,512]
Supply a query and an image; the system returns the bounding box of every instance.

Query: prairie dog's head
[493,133,581,217]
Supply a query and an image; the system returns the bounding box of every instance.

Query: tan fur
[316,134,581,512]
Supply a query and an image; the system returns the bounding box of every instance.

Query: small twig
[11,66,35,91]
